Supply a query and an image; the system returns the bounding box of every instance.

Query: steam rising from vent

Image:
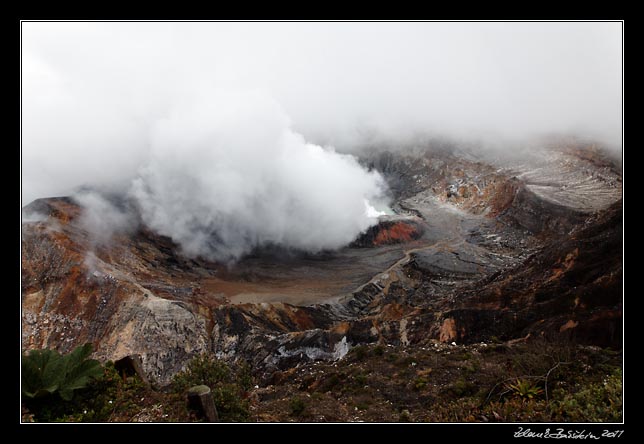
[129,91,389,262]
[21,22,621,261]
[364,199,387,218]
[74,191,136,246]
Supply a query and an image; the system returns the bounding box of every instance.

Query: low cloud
[21,22,622,260]
[73,191,137,247]
[129,90,388,262]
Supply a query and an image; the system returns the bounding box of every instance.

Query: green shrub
[398,409,412,422]
[212,384,251,422]
[550,368,622,422]
[172,354,231,391]
[385,353,399,363]
[318,373,341,392]
[414,377,428,391]
[355,400,370,411]
[289,397,306,416]
[354,372,368,386]
[451,378,477,397]
[351,345,369,360]
[463,358,481,374]
[235,360,253,392]
[396,356,416,367]
[24,360,155,422]
[172,354,251,422]
[22,344,103,402]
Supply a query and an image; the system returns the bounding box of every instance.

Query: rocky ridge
[21,143,622,385]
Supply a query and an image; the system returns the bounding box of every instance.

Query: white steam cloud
[129,90,387,261]
[74,191,136,246]
[21,22,622,259]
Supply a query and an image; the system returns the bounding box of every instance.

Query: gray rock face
[101,293,210,384]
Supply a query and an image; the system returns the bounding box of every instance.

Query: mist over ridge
[21,22,622,261]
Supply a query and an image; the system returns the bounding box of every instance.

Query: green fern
[22,344,103,401]
[506,378,544,400]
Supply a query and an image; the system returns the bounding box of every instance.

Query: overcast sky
[22,21,622,203]
[21,21,622,260]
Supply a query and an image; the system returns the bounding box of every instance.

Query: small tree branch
[544,361,570,404]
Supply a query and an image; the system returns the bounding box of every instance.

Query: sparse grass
[289,397,306,416]
[450,351,473,361]
[385,353,399,363]
[413,377,428,391]
[253,339,622,423]
[355,400,371,411]
[398,409,412,422]
[22,340,622,423]
[450,377,477,397]
[548,367,622,422]
[350,345,369,360]
[463,358,481,374]
[396,356,416,367]
[317,373,341,393]
[354,373,368,386]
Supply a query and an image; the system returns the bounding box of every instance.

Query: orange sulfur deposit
[351,217,424,247]
[373,221,420,245]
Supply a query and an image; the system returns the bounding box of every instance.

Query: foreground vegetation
[22,346,252,422]
[22,339,622,422]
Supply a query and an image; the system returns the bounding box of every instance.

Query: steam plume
[128,90,388,261]
[21,22,622,260]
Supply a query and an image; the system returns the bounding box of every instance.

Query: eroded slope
[21,143,622,384]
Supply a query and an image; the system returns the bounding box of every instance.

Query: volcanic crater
[21,142,622,385]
